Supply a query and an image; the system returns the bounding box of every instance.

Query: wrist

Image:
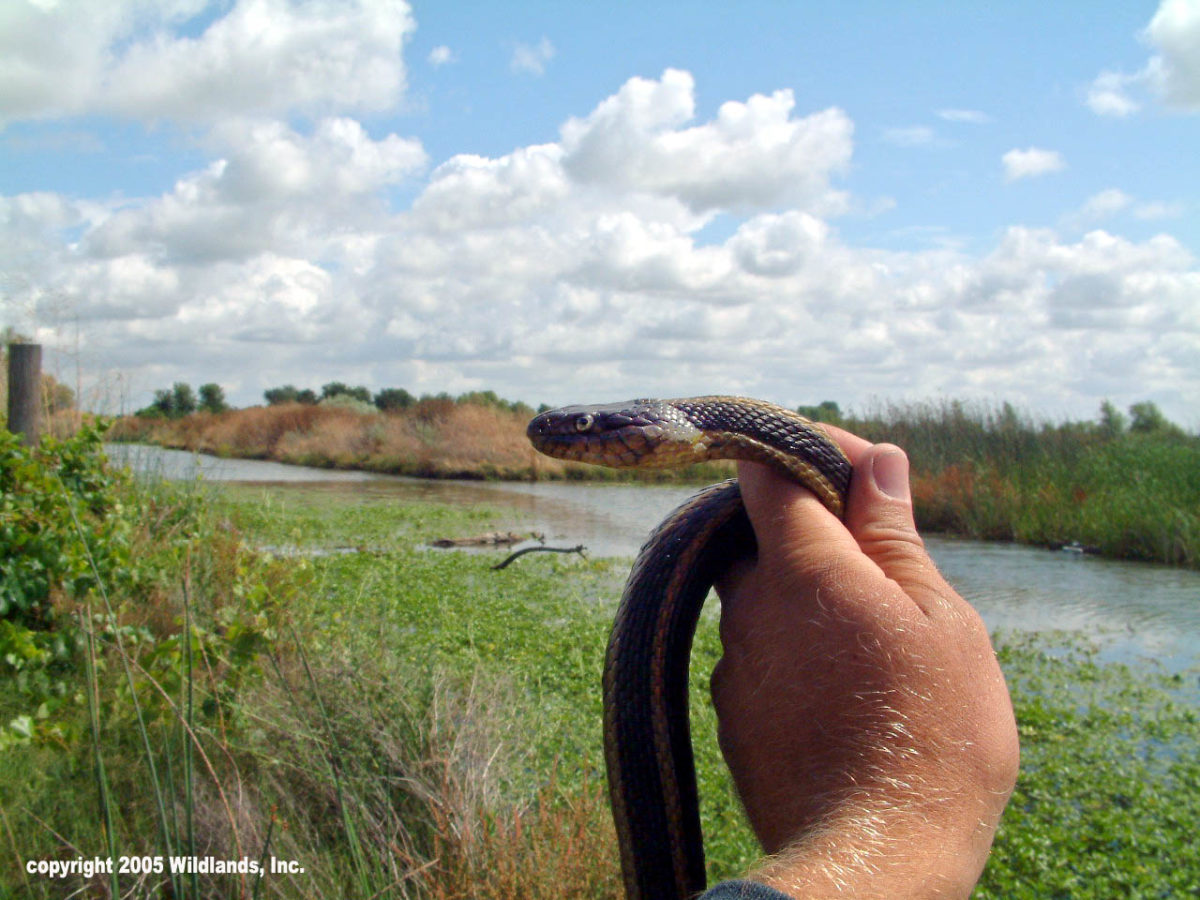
[748,796,999,900]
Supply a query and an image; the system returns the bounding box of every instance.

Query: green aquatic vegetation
[980,634,1200,897]
[225,486,1200,891]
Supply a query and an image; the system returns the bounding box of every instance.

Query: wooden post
[6,343,41,446]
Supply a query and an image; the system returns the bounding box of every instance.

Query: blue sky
[2,0,1197,423]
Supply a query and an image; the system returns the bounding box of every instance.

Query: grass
[2,447,1198,898]
[846,399,1200,567]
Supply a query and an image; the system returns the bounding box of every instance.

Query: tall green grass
[844,399,1200,566]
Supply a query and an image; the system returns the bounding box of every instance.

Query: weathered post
[6,342,42,446]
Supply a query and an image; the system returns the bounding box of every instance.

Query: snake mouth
[527,401,677,467]
[527,423,663,467]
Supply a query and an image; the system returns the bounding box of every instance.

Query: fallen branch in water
[432,530,544,548]
[491,544,588,570]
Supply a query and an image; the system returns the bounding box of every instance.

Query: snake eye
[574,414,595,433]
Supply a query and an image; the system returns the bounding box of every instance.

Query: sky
[1,0,1198,425]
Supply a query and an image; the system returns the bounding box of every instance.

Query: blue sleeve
[697,880,793,900]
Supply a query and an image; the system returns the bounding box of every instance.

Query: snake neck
[671,398,850,516]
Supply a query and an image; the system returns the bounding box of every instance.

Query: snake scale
[527,396,852,900]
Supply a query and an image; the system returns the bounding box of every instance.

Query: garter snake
[526,396,852,899]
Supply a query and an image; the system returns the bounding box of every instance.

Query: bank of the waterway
[108,443,1200,673]
[110,400,1200,568]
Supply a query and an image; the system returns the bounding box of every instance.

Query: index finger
[735,421,868,564]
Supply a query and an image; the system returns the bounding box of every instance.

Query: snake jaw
[528,400,706,468]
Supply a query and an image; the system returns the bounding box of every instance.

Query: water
[109,444,1200,672]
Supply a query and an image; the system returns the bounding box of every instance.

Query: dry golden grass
[111,402,578,480]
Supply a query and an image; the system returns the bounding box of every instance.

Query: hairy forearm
[748,786,1001,899]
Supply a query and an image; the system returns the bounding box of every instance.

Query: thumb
[845,444,951,611]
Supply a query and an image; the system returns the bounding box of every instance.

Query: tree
[321,382,349,400]
[296,388,318,405]
[796,401,843,425]
[321,382,371,404]
[264,385,300,406]
[374,387,415,411]
[149,389,174,417]
[1129,401,1180,436]
[1098,400,1126,438]
[198,383,228,414]
[171,382,196,416]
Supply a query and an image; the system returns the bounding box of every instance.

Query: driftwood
[491,544,588,570]
[431,531,544,548]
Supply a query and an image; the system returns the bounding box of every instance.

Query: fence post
[6,342,42,446]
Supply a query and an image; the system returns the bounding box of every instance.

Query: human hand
[711,428,1019,899]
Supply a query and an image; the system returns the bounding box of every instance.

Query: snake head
[526,399,693,467]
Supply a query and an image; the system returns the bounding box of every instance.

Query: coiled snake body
[527,397,852,900]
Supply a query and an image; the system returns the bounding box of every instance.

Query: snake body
[526,397,851,900]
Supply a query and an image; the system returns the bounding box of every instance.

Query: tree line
[263,382,535,415]
[135,382,228,418]
[132,377,1185,440]
[135,381,535,418]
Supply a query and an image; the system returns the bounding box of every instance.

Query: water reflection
[110,444,1200,671]
[104,443,387,483]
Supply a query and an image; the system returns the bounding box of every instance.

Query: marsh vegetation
[2,429,1197,897]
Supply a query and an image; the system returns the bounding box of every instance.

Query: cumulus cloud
[1002,147,1065,181]
[428,45,455,66]
[560,69,853,215]
[936,108,992,124]
[0,0,414,125]
[84,117,426,265]
[511,37,555,76]
[1062,188,1133,230]
[1087,70,1142,117]
[882,125,936,146]
[1132,200,1185,220]
[1144,0,1200,110]
[1062,189,1189,232]
[1086,0,1200,116]
[4,68,1197,421]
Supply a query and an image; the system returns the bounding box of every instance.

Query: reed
[847,399,1199,566]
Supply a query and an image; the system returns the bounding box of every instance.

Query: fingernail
[872,449,910,502]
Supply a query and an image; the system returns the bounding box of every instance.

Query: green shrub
[0,424,135,738]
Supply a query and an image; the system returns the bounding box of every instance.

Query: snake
[526,396,852,900]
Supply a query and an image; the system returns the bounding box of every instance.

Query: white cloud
[1133,200,1185,220]
[84,117,426,264]
[1086,70,1142,117]
[1063,189,1189,231]
[1002,147,1065,181]
[1080,189,1133,218]
[1144,0,1200,110]
[882,125,936,146]
[1086,0,1200,116]
[560,69,853,215]
[428,45,455,66]
[510,37,555,76]
[0,0,415,125]
[1062,188,1133,230]
[4,69,1197,422]
[936,108,992,124]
